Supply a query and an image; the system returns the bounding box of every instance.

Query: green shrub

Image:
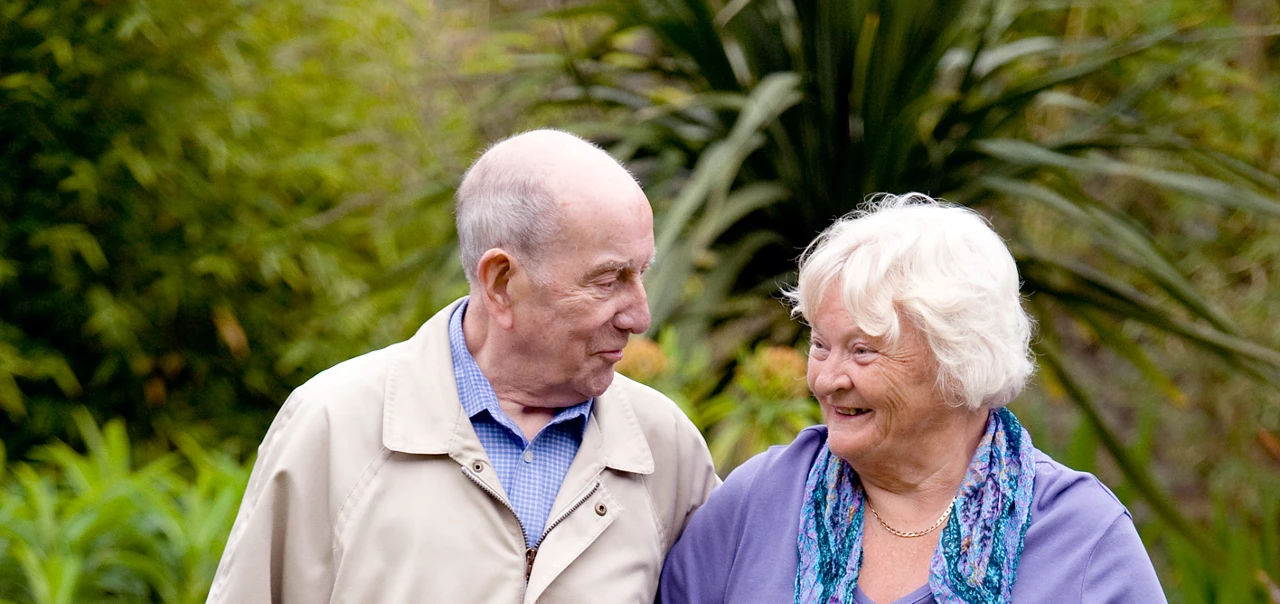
[0,0,473,453]
[0,410,249,603]
[620,329,814,471]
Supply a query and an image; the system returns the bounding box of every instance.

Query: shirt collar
[448,298,592,441]
[382,297,653,475]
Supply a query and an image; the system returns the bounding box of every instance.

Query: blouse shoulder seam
[1077,510,1130,601]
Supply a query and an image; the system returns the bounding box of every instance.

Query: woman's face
[806,285,968,471]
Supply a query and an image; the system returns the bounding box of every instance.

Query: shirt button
[522,450,534,463]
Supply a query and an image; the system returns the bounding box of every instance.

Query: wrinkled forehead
[537,206,655,280]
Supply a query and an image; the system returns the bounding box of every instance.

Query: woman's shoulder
[659,427,825,602]
[1016,448,1166,601]
[1028,448,1128,524]
[680,425,828,529]
[719,426,829,494]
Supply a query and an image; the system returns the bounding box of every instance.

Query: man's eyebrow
[586,256,653,279]
[585,261,628,279]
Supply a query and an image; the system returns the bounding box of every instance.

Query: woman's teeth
[835,407,871,416]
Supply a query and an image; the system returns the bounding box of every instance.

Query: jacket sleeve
[207,390,337,603]
[658,455,752,604]
[669,405,721,541]
[1080,512,1167,603]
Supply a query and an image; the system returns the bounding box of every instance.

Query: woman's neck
[856,408,989,521]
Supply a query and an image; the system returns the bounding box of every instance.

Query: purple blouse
[659,426,1165,603]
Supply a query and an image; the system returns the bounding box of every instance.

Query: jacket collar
[382,298,654,475]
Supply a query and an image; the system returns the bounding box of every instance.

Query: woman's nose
[808,358,851,397]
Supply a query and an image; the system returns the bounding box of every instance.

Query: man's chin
[578,371,617,399]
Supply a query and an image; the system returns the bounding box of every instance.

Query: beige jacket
[208,300,719,603]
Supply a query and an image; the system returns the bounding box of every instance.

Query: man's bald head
[455,129,644,285]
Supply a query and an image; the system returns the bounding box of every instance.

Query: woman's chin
[825,410,879,461]
[825,407,875,431]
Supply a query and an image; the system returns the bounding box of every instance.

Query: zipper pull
[525,547,537,582]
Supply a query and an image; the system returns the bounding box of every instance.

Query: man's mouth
[599,350,624,362]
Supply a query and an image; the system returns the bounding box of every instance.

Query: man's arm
[668,407,721,539]
[207,391,336,603]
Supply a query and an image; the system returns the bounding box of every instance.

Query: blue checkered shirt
[448,299,592,547]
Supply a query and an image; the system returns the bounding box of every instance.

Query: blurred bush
[620,333,818,474]
[0,0,482,452]
[0,409,249,602]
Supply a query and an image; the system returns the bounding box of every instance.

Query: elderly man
[208,130,719,602]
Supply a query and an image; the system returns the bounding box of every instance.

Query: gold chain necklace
[862,497,956,538]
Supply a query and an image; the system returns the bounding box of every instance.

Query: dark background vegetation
[1,0,1278,601]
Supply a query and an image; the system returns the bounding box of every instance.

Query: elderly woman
[659,194,1164,603]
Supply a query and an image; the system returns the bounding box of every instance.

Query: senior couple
[209,130,1165,603]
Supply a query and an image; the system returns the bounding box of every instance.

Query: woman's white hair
[784,193,1035,410]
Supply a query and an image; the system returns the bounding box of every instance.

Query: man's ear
[476,248,516,329]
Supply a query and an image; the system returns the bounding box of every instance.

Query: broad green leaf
[977,138,1280,216]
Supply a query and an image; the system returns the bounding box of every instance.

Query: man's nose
[614,280,651,334]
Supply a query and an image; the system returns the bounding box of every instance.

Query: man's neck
[462,298,561,440]
[495,402,558,441]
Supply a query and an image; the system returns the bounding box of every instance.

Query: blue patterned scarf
[795,408,1036,603]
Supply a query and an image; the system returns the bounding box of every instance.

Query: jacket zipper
[537,481,601,545]
[525,481,602,581]
[462,467,604,588]
[460,466,534,580]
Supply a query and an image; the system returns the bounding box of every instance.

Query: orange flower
[738,345,809,400]
[616,337,670,384]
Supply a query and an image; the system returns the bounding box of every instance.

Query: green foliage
[1156,492,1280,603]
[620,331,818,472]
[0,0,476,452]
[0,409,249,602]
